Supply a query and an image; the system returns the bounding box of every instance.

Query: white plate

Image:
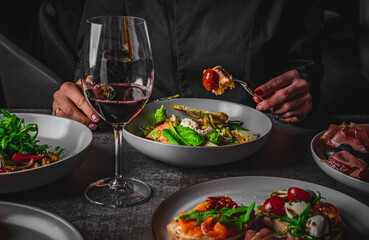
[123,98,272,167]
[311,130,369,194]
[0,113,93,193]
[0,201,83,240]
[151,176,369,239]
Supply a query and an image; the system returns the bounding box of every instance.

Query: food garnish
[175,201,255,232]
[0,110,64,173]
[167,196,255,240]
[256,187,343,239]
[137,105,258,146]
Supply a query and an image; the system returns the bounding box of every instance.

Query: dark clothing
[75,0,324,107]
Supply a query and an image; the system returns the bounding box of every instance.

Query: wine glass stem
[110,125,125,190]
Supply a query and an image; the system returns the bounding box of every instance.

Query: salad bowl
[123,98,272,167]
[0,113,93,193]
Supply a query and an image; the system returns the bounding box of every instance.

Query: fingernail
[88,123,97,130]
[256,105,264,111]
[254,89,263,96]
[92,114,100,123]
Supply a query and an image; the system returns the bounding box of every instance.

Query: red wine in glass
[82,16,153,208]
[86,84,149,125]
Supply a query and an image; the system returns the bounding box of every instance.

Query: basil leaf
[162,129,181,145]
[176,125,204,146]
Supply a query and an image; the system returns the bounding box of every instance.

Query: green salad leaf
[154,105,167,125]
[0,110,50,159]
[163,122,204,146]
[208,132,220,145]
[176,125,204,146]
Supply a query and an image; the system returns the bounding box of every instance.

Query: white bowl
[123,98,272,167]
[310,129,369,194]
[0,113,93,193]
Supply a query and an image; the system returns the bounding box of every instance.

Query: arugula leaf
[174,202,255,232]
[154,105,167,125]
[256,192,323,239]
[0,110,59,159]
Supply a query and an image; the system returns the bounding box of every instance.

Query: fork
[233,79,281,121]
[233,79,263,101]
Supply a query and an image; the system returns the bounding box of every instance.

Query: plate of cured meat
[311,122,369,194]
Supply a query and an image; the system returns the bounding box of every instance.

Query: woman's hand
[253,70,312,123]
[52,78,100,130]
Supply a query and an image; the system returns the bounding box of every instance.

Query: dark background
[1,0,368,114]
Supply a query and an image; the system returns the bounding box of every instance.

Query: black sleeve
[279,0,324,107]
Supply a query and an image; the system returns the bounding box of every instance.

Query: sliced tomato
[311,202,341,226]
[261,196,286,216]
[202,69,219,91]
[287,187,312,202]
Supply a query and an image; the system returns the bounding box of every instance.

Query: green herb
[256,192,322,239]
[163,122,189,145]
[174,202,255,232]
[154,105,168,125]
[162,129,181,145]
[0,110,50,159]
[163,123,204,146]
[208,132,220,145]
[176,125,204,146]
[137,125,156,137]
[230,125,248,131]
[150,130,162,141]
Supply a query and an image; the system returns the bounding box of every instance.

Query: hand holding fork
[235,70,313,123]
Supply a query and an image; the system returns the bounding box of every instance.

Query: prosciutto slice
[244,228,307,240]
[324,151,369,181]
[321,122,369,152]
[244,228,279,240]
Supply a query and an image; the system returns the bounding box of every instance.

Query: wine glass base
[85,177,152,208]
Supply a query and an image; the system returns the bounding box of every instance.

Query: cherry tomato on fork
[202,68,219,91]
[261,196,286,216]
[287,187,312,202]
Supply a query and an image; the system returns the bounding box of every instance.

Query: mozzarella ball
[306,215,329,238]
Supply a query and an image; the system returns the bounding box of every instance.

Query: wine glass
[81,16,154,208]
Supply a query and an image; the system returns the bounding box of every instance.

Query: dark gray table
[1,109,369,240]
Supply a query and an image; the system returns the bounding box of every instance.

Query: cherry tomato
[311,202,341,226]
[287,187,312,202]
[261,196,286,216]
[202,69,219,91]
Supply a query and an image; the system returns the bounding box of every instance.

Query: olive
[357,153,369,165]
[325,148,340,158]
[338,144,354,154]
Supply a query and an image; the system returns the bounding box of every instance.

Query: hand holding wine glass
[81,16,154,208]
